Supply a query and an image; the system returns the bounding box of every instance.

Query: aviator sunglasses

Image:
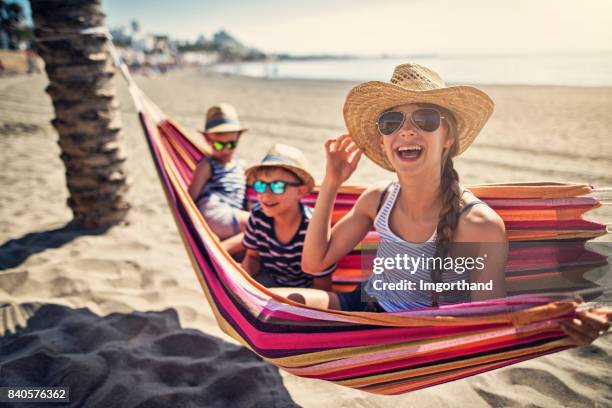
[376,108,445,135]
[253,179,302,195]
[210,140,238,151]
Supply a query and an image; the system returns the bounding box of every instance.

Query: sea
[211,53,612,87]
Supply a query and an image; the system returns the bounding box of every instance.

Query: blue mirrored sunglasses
[253,179,302,195]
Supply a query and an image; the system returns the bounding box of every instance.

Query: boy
[188,104,250,250]
[242,144,334,289]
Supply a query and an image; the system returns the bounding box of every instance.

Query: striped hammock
[125,82,609,395]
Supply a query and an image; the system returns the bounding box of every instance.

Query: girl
[271,63,610,346]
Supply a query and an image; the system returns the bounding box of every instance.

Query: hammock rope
[108,41,610,395]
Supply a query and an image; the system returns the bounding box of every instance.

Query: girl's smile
[394,144,424,161]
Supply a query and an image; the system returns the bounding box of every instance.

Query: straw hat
[200,103,247,134]
[343,63,494,171]
[245,144,315,192]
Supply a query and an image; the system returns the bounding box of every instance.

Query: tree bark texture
[30,0,129,228]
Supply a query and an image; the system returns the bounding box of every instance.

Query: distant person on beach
[241,144,334,289]
[269,63,610,345]
[189,104,249,254]
[26,50,40,74]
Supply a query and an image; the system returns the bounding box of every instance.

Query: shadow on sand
[0,223,108,270]
[0,304,299,408]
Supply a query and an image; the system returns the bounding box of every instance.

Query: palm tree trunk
[29,0,129,229]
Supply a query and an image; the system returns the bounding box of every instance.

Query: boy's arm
[188,160,212,200]
[312,275,333,291]
[241,213,261,276]
[241,249,261,276]
[221,232,245,256]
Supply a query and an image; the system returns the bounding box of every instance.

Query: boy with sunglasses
[188,104,250,250]
[242,144,335,289]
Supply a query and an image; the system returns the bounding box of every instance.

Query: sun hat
[200,103,248,134]
[343,63,494,171]
[245,144,315,192]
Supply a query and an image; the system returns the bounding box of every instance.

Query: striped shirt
[195,157,246,210]
[243,203,335,287]
[365,182,474,312]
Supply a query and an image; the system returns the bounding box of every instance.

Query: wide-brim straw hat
[199,103,248,134]
[245,144,315,192]
[343,63,494,171]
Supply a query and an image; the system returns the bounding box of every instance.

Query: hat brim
[343,81,494,171]
[245,163,315,193]
[200,123,248,134]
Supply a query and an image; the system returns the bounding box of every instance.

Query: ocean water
[212,53,612,86]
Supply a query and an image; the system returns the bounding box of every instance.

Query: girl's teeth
[397,146,423,159]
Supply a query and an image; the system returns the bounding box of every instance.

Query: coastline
[206,65,612,89]
[206,52,612,87]
[1,69,611,407]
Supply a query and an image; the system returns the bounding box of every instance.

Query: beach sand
[1,69,611,407]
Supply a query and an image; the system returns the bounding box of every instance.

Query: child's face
[204,131,241,162]
[254,168,307,218]
[379,103,452,176]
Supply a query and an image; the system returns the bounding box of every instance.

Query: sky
[16,0,612,56]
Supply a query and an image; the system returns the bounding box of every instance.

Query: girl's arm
[454,204,508,301]
[457,202,611,346]
[302,135,377,273]
[456,210,612,346]
[303,186,382,273]
[560,308,610,346]
[188,160,212,200]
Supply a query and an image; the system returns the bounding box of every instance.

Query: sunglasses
[376,108,445,135]
[253,179,302,195]
[210,140,238,151]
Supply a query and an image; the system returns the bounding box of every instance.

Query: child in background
[242,144,335,289]
[188,104,250,252]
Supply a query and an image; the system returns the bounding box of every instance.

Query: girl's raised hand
[322,134,362,188]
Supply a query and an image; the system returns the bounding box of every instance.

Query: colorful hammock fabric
[124,81,610,395]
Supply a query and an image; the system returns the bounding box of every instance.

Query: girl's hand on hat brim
[323,135,362,188]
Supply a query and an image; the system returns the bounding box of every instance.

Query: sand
[1,68,611,407]
[0,304,297,407]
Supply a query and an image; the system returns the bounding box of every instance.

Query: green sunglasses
[211,140,238,151]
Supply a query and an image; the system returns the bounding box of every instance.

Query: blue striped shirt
[243,203,335,287]
[196,157,246,210]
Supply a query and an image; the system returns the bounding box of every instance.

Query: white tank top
[365,182,473,311]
